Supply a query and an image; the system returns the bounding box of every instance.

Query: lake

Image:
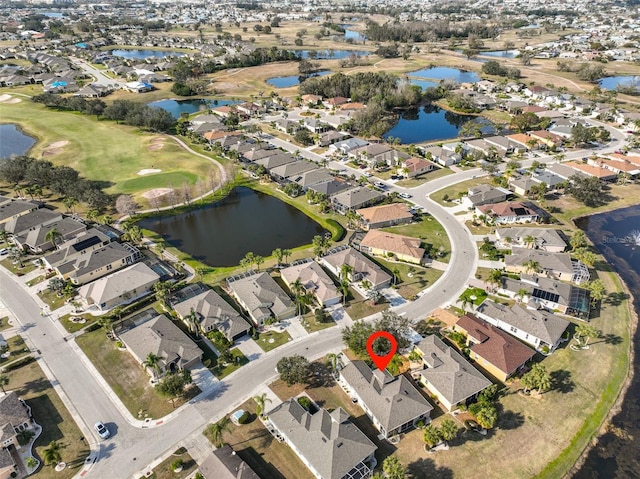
[0,124,36,159]
[573,205,640,479]
[138,186,325,267]
[599,76,640,92]
[296,49,370,60]
[408,66,480,83]
[479,50,519,58]
[409,79,439,90]
[267,70,331,88]
[111,49,184,60]
[341,25,367,41]
[148,99,240,119]
[383,104,492,144]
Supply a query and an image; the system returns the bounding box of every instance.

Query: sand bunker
[148,137,165,151]
[0,94,11,102]
[47,141,69,149]
[137,169,162,176]
[42,140,69,157]
[142,188,172,200]
[5,98,21,104]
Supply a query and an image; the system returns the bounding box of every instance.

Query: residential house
[528,130,564,149]
[0,197,40,228]
[198,446,260,479]
[172,287,251,342]
[530,170,566,188]
[280,259,341,307]
[292,169,335,192]
[331,187,384,214]
[499,275,591,319]
[476,201,546,225]
[309,178,354,198]
[475,300,570,352]
[484,136,516,155]
[254,152,297,171]
[400,157,437,178]
[356,203,413,230]
[42,228,114,272]
[340,360,433,438]
[454,314,536,382]
[506,133,535,151]
[545,163,588,181]
[270,160,318,184]
[124,81,153,93]
[3,209,61,236]
[420,145,462,167]
[0,391,34,450]
[359,230,425,265]
[508,175,539,196]
[593,157,640,179]
[227,272,295,326]
[505,247,589,284]
[300,94,322,106]
[266,399,377,479]
[63,242,142,285]
[564,161,618,182]
[78,262,161,311]
[318,130,349,147]
[462,184,510,209]
[330,138,369,156]
[119,313,202,377]
[351,144,407,168]
[320,246,391,289]
[465,139,496,157]
[274,118,301,135]
[323,96,350,109]
[413,335,492,411]
[495,227,567,252]
[12,216,86,253]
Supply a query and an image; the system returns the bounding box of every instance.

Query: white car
[94,421,110,439]
[399,193,412,199]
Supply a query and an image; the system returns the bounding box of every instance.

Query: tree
[382,456,406,479]
[342,320,374,356]
[156,372,189,407]
[276,355,310,385]
[115,194,139,217]
[254,393,272,418]
[522,363,551,395]
[474,404,498,429]
[486,269,503,291]
[586,278,607,305]
[154,281,171,309]
[282,249,292,264]
[523,235,536,248]
[570,230,587,249]
[575,324,600,348]
[523,260,540,275]
[143,352,162,379]
[43,440,62,466]
[516,288,528,303]
[566,175,605,207]
[439,418,459,444]
[206,417,231,447]
[272,248,284,266]
[62,196,78,213]
[423,425,441,449]
[573,247,597,268]
[375,310,412,351]
[0,375,8,394]
[312,235,331,257]
[254,255,265,271]
[45,228,62,250]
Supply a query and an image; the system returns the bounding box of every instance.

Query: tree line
[364,19,500,43]
[32,94,176,133]
[0,156,112,212]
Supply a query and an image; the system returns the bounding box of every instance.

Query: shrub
[173,447,187,455]
[170,458,184,471]
[237,411,251,424]
[85,322,101,333]
[297,396,312,411]
[17,430,35,446]
[4,356,35,372]
[326,219,345,241]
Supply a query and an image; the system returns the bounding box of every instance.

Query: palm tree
[62,196,78,213]
[253,393,272,418]
[516,288,528,303]
[45,228,62,250]
[392,267,400,286]
[207,417,231,448]
[187,307,200,337]
[143,352,162,379]
[153,281,171,309]
[243,252,256,270]
[325,353,339,375]
[43,440,62,466]
[523,235,536,248]
[340,263,353,281]
[254,255,265,271]
[475,405,498,429]
[457,296,472,313]
[575,324,599,348]
[486,269,503,292]
[0,375,9,394]
[439,419,458,445]
[423,425,441,449]
[97,317,114,335]
[532,364,551,394]
[587,279,607,306]
[282,249,292,265]
[339,278,350,305]
[272,248,284,266]
[523,260,540,275]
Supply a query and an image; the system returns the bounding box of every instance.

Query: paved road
[69,57,124,89]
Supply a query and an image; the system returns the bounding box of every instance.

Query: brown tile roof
[529,130,564,144]
[477,201,539,218]
[356,203,413,225]
[340,102,366,111]
[456,314,536,377]
[203,130,242,141]
[360,230,424,260]
[506,133,535,147]
[565,161,617,178]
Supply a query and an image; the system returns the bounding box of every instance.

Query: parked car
[0,248,8,256]
[94,421,110,439]
[399,193,412,199]
[375,182,387,189]
[390,175,400,180]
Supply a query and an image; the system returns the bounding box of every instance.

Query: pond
[138,186,325,267]
[479,50,519,58]
[148,99,240,119]
[296,49,370,60]
[341,25,367,41]
[111,49,184,60]
[383,104,493,144]
[599,75,640,92]
[408,66,480,83]
[267,70,331,88]
[0,124,36,159]
[410,79,440,90]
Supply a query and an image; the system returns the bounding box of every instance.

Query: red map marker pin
[366,331,398,371]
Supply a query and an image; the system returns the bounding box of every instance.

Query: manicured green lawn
[373,257,443,300]
[396,167,454,187]
[0,258,37,276]
[0,316,11,332]
[430,177,491,206]
[59,313,97,334]
[212,348,249,379]
[4,361,87,479]
[381,213,451,262]
[118,171,199,193]
[300,311,337,333]
[459,287,488,306]
[0,335,30,366]
[256,329,292,352]
[37,289,68,311]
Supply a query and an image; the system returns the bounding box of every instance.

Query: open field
[0,99,214,203]
[4,360,87,479]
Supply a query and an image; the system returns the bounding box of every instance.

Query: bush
[171,458,184,471]
[85,322,102,333]
[17,430,35,446]
[297,396,312,411]
[3,356,35,372]
[173,447,187,455]
[237,411,251,424]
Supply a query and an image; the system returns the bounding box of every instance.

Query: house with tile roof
[475,300,570,352]
[227,272,295,326]
[320,246,391,290]
[340,360,433,438]
[564,161,618,181]
[356,203,413,230]
[280,259,341,308]
[454,314,536,382]
[413,335,492,411]
[266,399,377,479]
[476,201,546,225]
[172,287,251,342]
[359,230,425,265]
[119,313,202,378]
[399,157,437,178]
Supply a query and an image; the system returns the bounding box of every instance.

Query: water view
[409,66,480,83]
[574,205,640,479]
[111,49,184,60]
[599,75,640,91]
[0,124,36,159]
[296,49,370,60]
[267,70,331,88]
[138,186,325,266]
[341,25,366,41]
[383,104,492,144]
[409,79,439,90]
[148,99,240,119]
[479,50,519,58]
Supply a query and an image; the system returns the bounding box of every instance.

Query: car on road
[390,175,401,180]
[94,421,110,439]
[399,193,412,199]
[0,248,8,256]
[375,182,387,189]
[364,172,373,177]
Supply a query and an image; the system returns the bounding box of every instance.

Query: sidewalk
[327,304,354,327]
[234,336,263,362]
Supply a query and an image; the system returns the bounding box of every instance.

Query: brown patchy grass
[4,361,87,479]
[149,451,196,479]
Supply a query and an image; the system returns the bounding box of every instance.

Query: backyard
[374,257,444,300]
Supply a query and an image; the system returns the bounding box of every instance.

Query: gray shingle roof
[4,209,61,235]
[228,272,295,322]
[505,247,574,275]
[495,227,567,251]
[0,392,30,442]
[267,399,376,479]
[340,360,433,433]
[415,335,492,406]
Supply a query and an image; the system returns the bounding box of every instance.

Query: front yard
[212,348,249,379]
[430,177,491,207]
[4,360,87,479]
[374,257,444,300]
[76,329,196,419]
[149,450,196,479]
[381,214,452,263]
[256,329,293,353]
[0,335,30,367]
